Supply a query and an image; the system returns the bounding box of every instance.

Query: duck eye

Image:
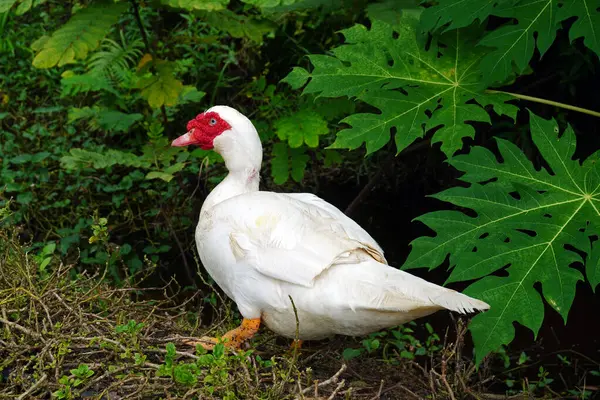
[209,118,217,126]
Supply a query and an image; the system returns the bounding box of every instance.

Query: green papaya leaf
[274,109,329,148]
[586,238,600,291]
[403,111,600,364]
[283,14,518,157]
[478,0,560,85]
[558,0,600,58]
[366,0,418,27]
[281,67,310,90]
[32,2,127,68]
[420,0,514,33]
[422,0,600,85]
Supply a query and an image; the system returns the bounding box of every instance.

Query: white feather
[192,105,490,340]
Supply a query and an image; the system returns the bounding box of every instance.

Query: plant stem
[130,0,169,127]
[487,89,600,118]
[130,0,153,58]
[211,61,231,106]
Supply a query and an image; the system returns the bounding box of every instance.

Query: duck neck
[199,115,263,213]
[201,164,260,213]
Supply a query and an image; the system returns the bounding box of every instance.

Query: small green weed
[53,364,95,400]
[115,319,145,335]
[342,322,441,362]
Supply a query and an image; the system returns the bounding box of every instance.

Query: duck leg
[184,318,261,351]
[290,339,303,351]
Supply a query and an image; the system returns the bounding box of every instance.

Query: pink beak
[171,130,197,147]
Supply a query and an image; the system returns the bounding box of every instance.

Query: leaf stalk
[486,90,600,118]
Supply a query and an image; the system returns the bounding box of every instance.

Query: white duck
[172,106,489,349]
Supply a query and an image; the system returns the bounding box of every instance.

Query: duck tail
[431,289,490,314]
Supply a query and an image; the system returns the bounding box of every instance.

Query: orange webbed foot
[290,339,303,351]
[182,318,261,351]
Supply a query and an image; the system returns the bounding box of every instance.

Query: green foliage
[201,9,275,42]
[275,109,329,148]
[271,142,310,184]
[421,0,600,85]
[54,364,95,399]
[284,13,519,156]
[0,0,35,14]
[560,0,600,57]
[61,148,150,170]
[60,71,120,96]
[31,2,128,68]
[343,322,441,361]
[243,0,305,8]
[68,106,143,133]
[136,60,185,108]
[87,32,144,83]
[0,0,18,13]
[89,216,109,244]
[0,0,45,15]
[364,0,405,26]
[403,112,600,363]
[116,319,145,335]
[33,242,56,276]
[155,341,254,398]
[161,0,229,11]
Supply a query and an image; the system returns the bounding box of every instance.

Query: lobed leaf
[31,2,127,69]
[403,111,600,364]
[422,0,600,85]
[478,0,560,85]
[558,0,600,58]
[283,13,518,157]
[274,109,329,148]
[420,0,516,33]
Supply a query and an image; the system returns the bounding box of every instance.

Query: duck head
[172,106,263,172]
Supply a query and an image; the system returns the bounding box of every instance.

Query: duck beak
[171,130,197,147]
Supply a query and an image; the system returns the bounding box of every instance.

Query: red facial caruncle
[171,111,232,149]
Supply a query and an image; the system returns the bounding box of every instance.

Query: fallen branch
[16,373,47,400]
[297,363,347,398]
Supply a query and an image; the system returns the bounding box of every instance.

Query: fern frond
[88,30,143,85]
[60,71,119,98]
